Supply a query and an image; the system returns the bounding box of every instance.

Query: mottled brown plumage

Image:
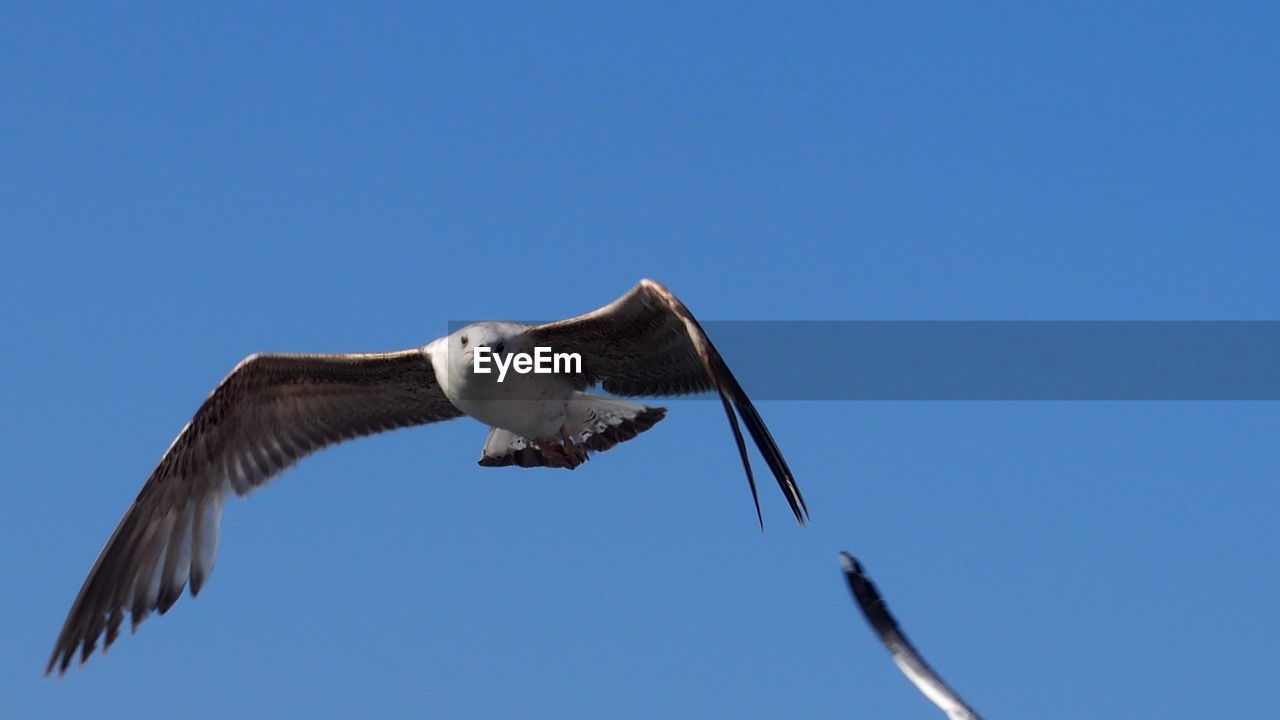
[48,280,807,675]
[531,280,808,527]
[47,351,462,674]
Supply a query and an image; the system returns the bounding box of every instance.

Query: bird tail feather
[476,394,666,467]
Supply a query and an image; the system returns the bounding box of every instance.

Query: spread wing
[528,279,807,527]
[840,553,983,720]
[48,349,463,675]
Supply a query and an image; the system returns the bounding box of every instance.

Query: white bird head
[445,321,528,372]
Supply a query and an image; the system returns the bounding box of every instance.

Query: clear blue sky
[4,3,1277,718]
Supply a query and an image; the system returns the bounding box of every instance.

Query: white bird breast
[427,334,576,441]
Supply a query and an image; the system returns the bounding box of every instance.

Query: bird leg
[539,427,589,469]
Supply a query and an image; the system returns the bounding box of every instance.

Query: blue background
[4,3,1277,718]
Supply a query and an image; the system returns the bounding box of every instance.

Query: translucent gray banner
[445,321,1280,400]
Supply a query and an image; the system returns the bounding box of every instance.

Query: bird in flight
[840,553,982,720]
[47,279,808,674]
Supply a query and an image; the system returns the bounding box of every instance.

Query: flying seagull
[47,279,808,674]
[839,553,982,720]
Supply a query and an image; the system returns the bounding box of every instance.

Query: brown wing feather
[47,349,462,675]
[529,279,808,527]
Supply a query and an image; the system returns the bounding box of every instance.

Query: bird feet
[539,433,589,469]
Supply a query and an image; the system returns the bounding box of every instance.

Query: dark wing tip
[840,552,903,646]
[715,394,765,531]
[45,633,89,677]
[654,284,808,529]
[709,352,809,528]
[839,551,860,574]
[46,609,97,676]
[44,648,65,677]
[787,475,810,525]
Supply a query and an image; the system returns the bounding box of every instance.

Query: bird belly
[450,370,574,440]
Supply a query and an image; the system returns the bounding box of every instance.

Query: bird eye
[492,341,505,355]
[460,336,468,347]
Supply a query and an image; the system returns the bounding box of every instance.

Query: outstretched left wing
[528,279,807,527]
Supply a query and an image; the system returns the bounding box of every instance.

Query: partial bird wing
[48,349,463,674]
[839,553,982,720]
[527,279,807,527]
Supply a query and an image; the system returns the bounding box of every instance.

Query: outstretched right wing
[48,349,463,674]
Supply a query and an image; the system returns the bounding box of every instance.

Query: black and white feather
[48,280,807,674]
[840,553,982,720]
